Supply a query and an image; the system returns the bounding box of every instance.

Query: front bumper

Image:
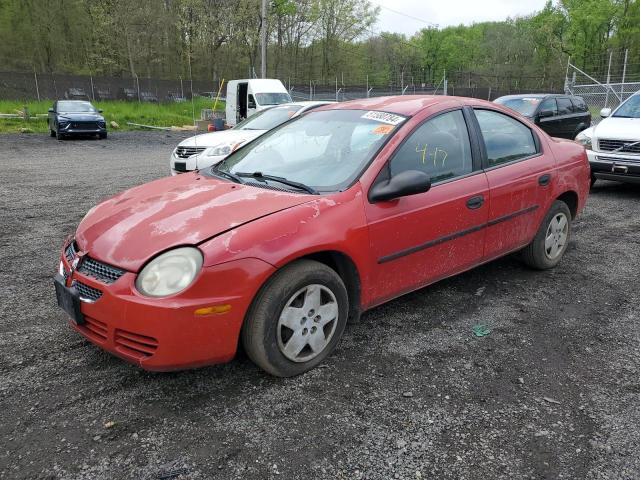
[59,122,106,135]
[57,245,275,371]
[587,149,640,184]
[170,152,225,176]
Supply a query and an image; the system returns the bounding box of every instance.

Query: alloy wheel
[276,284,339,363]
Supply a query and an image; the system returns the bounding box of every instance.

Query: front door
[473,108,556,260]
[365,109,489,304]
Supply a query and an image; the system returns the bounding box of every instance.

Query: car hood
[58,112,104,121]
[75,174,312,271]
[178,129,265,148]
[594,117,640,140]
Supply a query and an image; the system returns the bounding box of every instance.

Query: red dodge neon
[54,96,590,376]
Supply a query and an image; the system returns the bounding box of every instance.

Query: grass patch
[0,98,224,134]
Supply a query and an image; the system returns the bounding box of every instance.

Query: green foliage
[0,0,638,90]
[0,98,224,133]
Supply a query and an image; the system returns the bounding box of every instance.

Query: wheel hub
[277,284,339,363]
[544,212,569,260]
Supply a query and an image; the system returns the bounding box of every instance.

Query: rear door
[536,97,560,137]
[555,97,576,139]
[472,108,556,260]
[365,109,489,303]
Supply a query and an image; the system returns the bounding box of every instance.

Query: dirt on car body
[0,132,638,479]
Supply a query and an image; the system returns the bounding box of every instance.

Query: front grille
[114,329,158,359]
[597,155,640,164]
[82,316,108,342]
[599,139,640,154]
[72,280,102,303]
[71,121,98,129]
[65,242,76,262]
[175,146,206,159]
[78,257,125,284]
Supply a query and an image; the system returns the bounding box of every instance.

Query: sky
[372,0,550,35]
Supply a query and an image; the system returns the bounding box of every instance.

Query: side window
[475,110,537,167]
[389,110,473,183]
[539,98,557,116]
[571,97,587,112]
[557,97,573,115]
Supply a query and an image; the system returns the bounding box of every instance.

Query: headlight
[136,247,203,297]
[575,131,593,150]
[206,143,235,157]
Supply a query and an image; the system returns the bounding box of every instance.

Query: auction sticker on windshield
[361,111,406,125]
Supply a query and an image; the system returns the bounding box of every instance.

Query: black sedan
[48,100,107,140]
[494,94,591,139]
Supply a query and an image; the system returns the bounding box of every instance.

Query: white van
[225,79,292,126]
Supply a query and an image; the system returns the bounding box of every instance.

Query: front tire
[99,132,107,139]
[522,200,572,270]
[49,128,56,137]
[241,260,349,377]
[56,127,65,140]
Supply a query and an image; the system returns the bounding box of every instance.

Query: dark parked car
[140,91,159,103]
[48,100,107,140]
[494,94,591,139]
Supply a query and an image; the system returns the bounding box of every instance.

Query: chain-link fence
[565,49,640,124]
[1,69,559,105]
[0,71,221,102]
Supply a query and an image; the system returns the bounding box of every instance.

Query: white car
[170,101,332,175]
[576,92,640,185]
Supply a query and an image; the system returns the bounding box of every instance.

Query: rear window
[557,97,573,115]
[495,97,541,117]
[236,105,302,131]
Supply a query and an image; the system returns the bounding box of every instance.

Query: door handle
[538,174,551,186]
[466,195,484,210]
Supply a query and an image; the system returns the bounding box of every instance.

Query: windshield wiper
[235,171,318,195]
[214,169,243,184]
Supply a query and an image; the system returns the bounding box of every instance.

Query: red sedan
[54,96,590,376]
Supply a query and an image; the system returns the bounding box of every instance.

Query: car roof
[278,101,335,107]
[495,93,574,100]
[316,95,493,116]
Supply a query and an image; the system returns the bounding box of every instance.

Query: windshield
[255,92,292,106]
[216,109,407,192]
[236,105,302,131]
[613,95,640,118]
[57,101,97,113]
[495,97,541,117]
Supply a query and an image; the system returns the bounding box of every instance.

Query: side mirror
[600,107,612,118]
[537,109,554,119]
[98,109,103,113]
[48,108,54,113]
[248,100,256,109]
[369,170,431,203]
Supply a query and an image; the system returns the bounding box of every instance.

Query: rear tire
[241,260,349,377]
[522,200,572,270]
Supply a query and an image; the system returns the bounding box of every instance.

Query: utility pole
[260,0,267,78]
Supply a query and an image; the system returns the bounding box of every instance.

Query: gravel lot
[1,132,639,480]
